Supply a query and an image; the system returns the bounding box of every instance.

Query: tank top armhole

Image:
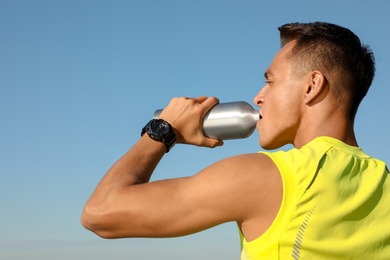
[240,151,297,257]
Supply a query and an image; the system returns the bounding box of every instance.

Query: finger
[194,96,208,103]
[200,96,219,110]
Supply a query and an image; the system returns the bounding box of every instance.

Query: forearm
[102,135,165,186]
[81,135,166,233]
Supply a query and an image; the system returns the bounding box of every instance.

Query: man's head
[254,22,375,149]
[278,22,375,120]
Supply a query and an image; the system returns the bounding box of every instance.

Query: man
[81,22,390,259]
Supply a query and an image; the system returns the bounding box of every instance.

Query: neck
[293,110,358,148]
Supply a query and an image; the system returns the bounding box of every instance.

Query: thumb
[204,139,224,148]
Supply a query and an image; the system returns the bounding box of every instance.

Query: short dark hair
[278,22,375,120]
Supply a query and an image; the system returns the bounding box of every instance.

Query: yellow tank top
[240,136,390,259]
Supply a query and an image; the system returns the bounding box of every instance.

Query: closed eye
[264,70,274,84]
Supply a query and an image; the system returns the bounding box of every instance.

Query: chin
[260,143,279,151]
[259,137,285,150]
[259,140,274,150]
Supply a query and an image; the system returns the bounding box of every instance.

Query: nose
[253,85,267,107]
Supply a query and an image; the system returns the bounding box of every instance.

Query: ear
[304,71,327,105]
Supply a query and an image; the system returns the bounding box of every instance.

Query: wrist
[141,119,177,152]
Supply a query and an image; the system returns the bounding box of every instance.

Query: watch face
[151,120,170,135]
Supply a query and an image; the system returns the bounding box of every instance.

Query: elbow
[80,204,100,235]
[81,203,120,239]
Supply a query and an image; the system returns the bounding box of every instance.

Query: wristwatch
[141,119,176,153]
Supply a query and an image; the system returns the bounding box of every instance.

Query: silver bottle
[152,101,259,140]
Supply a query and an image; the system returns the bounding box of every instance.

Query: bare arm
[81,96,282,240]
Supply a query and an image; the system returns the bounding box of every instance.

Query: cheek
[268,91,301,129]
[282,96,303,131]
[270,94,292,117]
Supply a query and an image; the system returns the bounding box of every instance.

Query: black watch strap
[141,119,176,153]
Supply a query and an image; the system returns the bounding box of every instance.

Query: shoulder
[191,152,282,209]
[192,153,282,240]
[195,153,280,186]
[262,139,332,173]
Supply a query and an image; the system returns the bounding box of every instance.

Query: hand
[158,96,224,148]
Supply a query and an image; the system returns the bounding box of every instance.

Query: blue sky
[1,1,389,259]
